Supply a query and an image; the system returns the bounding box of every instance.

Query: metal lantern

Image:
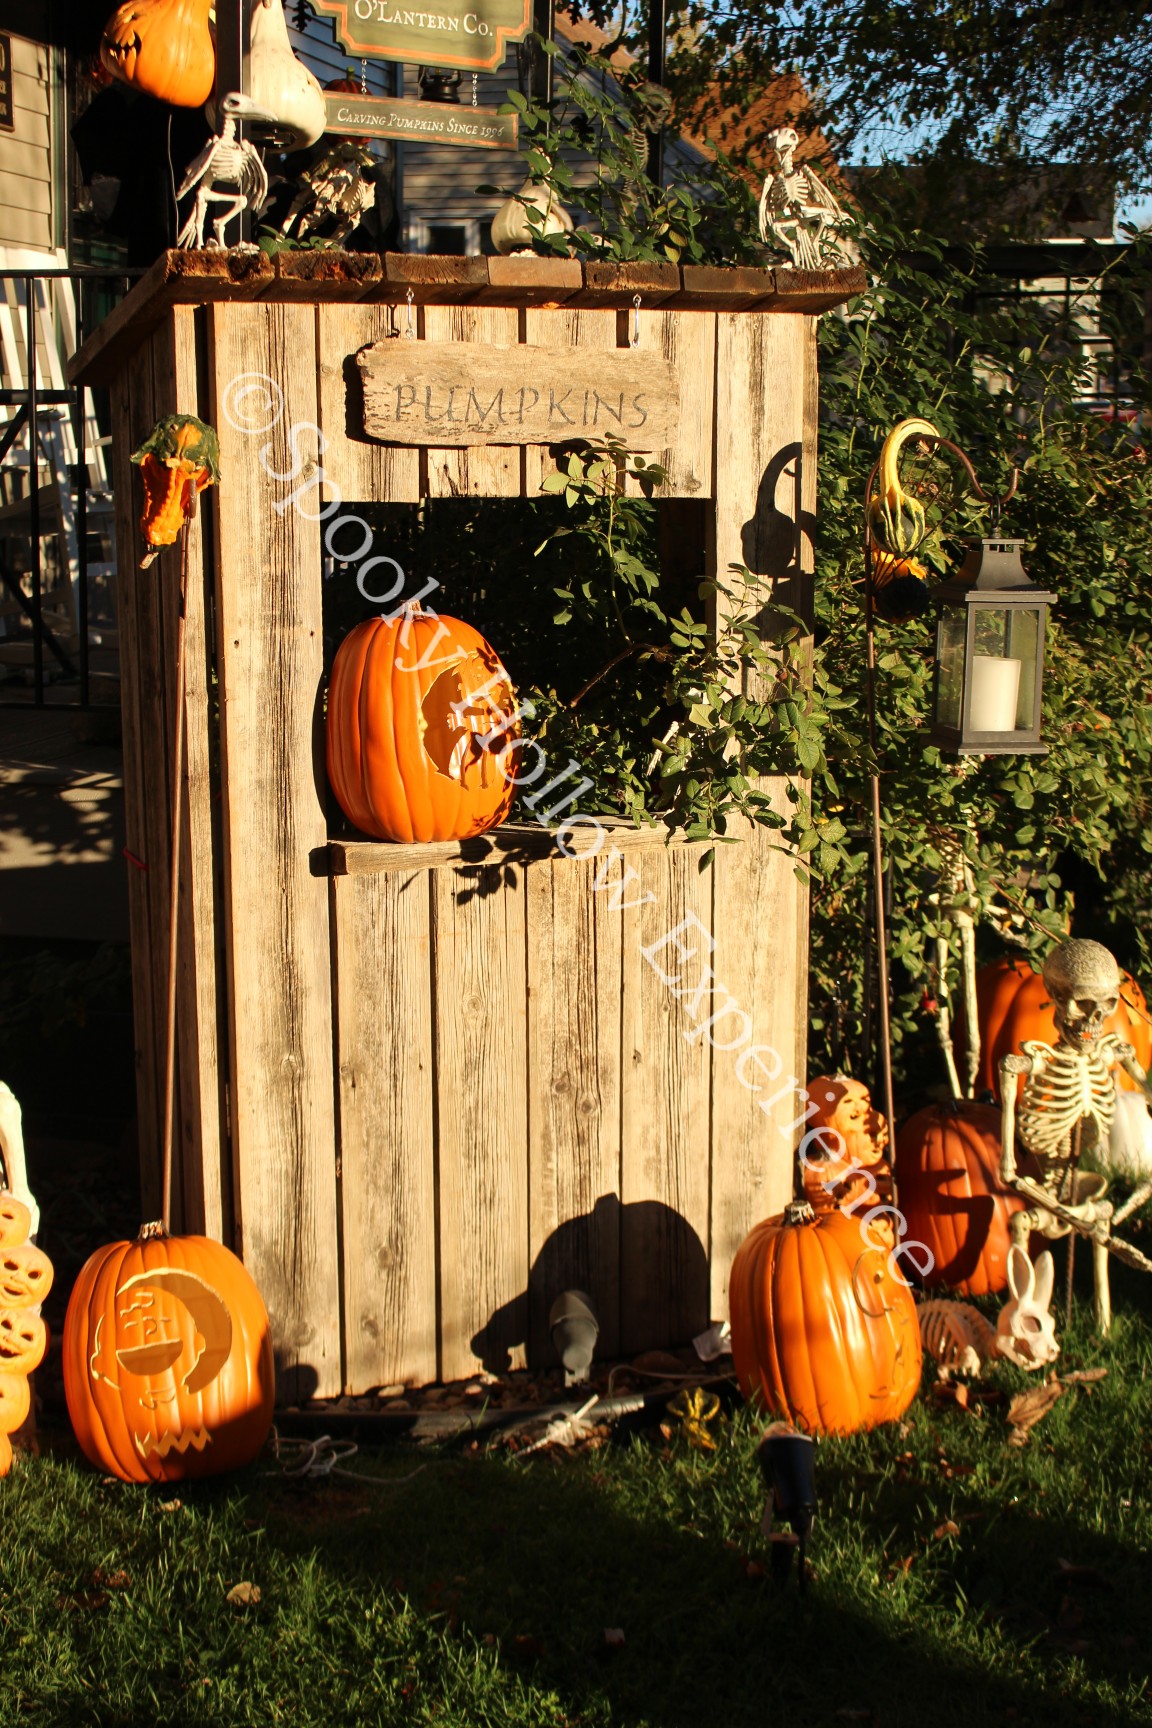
[928,538,1055,755]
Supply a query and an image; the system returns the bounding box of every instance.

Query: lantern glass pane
[936,607,966,730]
[969,604,1022,733]
[1007,607,1040,727]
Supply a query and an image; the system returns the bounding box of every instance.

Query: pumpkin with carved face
[327,607,521,843]
[801,1075,892,1216]
[0,1193,53,1477]
[63,1228,274,1484]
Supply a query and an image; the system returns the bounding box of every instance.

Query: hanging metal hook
[405,287,415,340]
[631,294,642,348]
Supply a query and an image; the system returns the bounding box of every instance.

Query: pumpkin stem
[137,1220,168,1241]
[783,1200,817,1226]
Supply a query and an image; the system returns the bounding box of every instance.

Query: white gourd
[490,179,574,255]
[249,0,326,149]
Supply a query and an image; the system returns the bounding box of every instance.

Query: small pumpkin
[972,956,1151,1098]
[0,1372,30,1436]
[729,1202,922,1436]
[327,608,522,844]
[0,1241,53,1309]
[0,1196,30,1249]
[100,0,215,109]
[0,1431,10,1477]
[63,1227,275,1485]
[896,1100,1024,1296]
[801,1074,892,1216]
[131,414,221,568]
[0,1311,47,1376]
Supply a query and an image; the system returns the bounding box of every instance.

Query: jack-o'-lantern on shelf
[63,1225,274,1484]
[327,606,522,843]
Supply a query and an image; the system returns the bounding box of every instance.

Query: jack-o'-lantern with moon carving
[326,606,521,843]
[63,1226,274,1484]
[801,1074,894,1219]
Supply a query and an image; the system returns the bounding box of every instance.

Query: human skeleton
[176,94,273,250]
[1000,938,1152,1331]
[757,127,851,270]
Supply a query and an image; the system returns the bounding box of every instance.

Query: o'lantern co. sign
[357,341,681,452]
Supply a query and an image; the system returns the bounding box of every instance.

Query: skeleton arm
[999,1050,1036,1183]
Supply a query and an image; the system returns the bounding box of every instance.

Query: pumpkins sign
[63,1226,274,1484]
[327,606,521,844]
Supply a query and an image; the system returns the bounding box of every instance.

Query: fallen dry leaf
[603,1628,626,1649]
[159,1499,182,1514]
[56,1589,109,1613]
[225,1581,261,1608]
[1056,1558,1109,1588]
[91,1567,131,1591]
[1060,1368,1108,1386]
[933,1520,960,1541]
[1007,1378,1063,1445]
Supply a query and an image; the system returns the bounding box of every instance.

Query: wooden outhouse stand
[72,252,862,1401]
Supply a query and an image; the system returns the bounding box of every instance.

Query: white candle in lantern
[969,654,1021,732]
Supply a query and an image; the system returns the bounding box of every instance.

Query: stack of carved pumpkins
[729,1201,922,1436]
[0,1196,53,1477]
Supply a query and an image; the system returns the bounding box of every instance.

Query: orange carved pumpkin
[972,956,1151,1098]
[100,0,215,109]
[0,1373,30,1437]
[0,1196,30,1250]
[0,1312,47,1377]
[0,1241,53,1309]
[895,1100,1024,1296]
[801,1074,893,1216]
[63,1228,274,1484]
[729,1202,922,1436]
[327,608,521,844]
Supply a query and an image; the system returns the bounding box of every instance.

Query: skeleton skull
[1042,939,1121,1049]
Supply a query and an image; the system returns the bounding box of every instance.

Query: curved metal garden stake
[160,529,191,1234]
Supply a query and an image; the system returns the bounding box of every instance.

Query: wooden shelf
[69,250,866,386]
[328,817,712,875]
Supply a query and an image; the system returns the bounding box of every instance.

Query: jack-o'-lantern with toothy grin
[63,1224,274,1484]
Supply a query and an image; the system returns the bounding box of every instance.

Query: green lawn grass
[4,1288,1152,1728]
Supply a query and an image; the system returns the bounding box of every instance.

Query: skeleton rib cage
[1017,1033,1127,1175]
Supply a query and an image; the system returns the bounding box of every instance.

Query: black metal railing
[0,267,139,708]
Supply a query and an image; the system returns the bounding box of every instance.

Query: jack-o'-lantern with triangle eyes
[326,606,522,843]
[63,1226,274,1484]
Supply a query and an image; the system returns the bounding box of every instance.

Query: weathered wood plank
[333,871,437,1391]
[766,265,868,312]
[330,817,696,874]
[377,252,488,304]
[623,309,714,500]
[669,266,779,311]
[574,260,681,308]
[526,855,623,1364]
[317,303,421,504]
[359,336,679,452]
[267,251,383,303]
[165,306,229,1240]
[707,312,813,1316]
[108,334,163,1220]
[619,846,714,1350]
[521,306,619,496]
[432,866,529,1380]
[421,306,523,497]
[207,300,342,1400]
[480,256,582,307]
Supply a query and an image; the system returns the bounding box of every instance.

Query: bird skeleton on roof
[758,126,851,269]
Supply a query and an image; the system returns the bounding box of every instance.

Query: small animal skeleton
[277,141,378,246]
[1000,938,1152,1332]
[918,1247,1059,1378]
[176,93,274,250]
[757,126,851,270]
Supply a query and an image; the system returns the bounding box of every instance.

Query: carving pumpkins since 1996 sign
[309,0,533,71]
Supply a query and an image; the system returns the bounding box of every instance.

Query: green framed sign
[309,0,533,71]
[322,91,518,146]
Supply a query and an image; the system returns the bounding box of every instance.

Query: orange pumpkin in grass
[972,956,1151,1098]
[63,1227,274,1485]
[327,608,522,844]
[729,1202,921,1436]
[895,1100,1024,1296]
